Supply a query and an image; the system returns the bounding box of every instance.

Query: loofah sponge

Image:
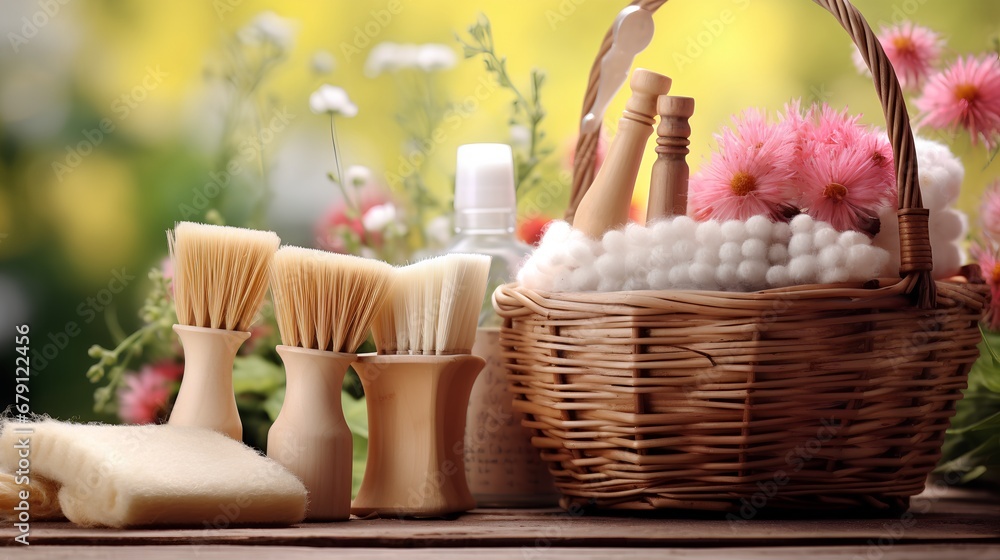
[0,420,307,528]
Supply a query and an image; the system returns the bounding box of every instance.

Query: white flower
[364,42,456,77]
[362,203,398,233]
[509,125,531,147]
[239,11,297,50]
[415,44,457,71]
[345,165,372,188]
[310,50,336,74]
[309,84,357,117]
[425,215,453,246]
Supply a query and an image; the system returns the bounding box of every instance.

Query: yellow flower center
[730,171,757,196]
[955,83,979,103]
[993,263,1000,282]
[891,35,916,56]
[824,182,848,201]
[872,151,887,167]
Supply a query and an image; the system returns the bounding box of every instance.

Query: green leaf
[948,410,1000,434]
[232,355,286,395]
[263,386,285,422]
[979,325,1000,366]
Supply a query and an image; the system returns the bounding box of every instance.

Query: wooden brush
[166,221,280,441]
[266,246,394,522]
[353,253,490,517]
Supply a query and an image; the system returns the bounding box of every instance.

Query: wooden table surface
[3,485,998,559]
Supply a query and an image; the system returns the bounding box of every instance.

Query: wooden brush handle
[647,95,695,221]
[572,68,671,238]
[351,354,485,517]
[168,325,248,440]
[267,346,354,522]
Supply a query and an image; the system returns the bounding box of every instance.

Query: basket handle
[566,0,934,308]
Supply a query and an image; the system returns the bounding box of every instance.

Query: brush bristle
[371,253,491,355]
[167,222,280,331]
[270,246,394,353]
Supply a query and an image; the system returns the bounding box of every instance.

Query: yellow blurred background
[0,0,998,419]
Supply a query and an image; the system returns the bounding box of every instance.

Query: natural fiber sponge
[0,420,307,528]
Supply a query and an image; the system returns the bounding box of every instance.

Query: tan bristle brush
[353,253,490,517]
[266,246,393,522]
[166,222,280,440]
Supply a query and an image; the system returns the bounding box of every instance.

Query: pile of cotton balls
[517,214,891,293]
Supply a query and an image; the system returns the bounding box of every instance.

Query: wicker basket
[493,0,989,513]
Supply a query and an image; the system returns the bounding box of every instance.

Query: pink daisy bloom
[980,181,1000,240]
[689,109,798,222]
[853,22,944,90]
[915,54,1000,149]
[117,365,173,424]
[798,140,895,233]
[972,243,1000,331]
[808,104,864,148]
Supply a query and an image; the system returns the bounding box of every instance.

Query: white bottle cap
[454,143,516,232]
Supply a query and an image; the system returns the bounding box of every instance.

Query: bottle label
[464,327,558,507]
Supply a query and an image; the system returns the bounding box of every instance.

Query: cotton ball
[766,265,791,287]
[695,247,720,266]
[668,264,692,288]
[516,261,543,288]
[716,263,739,289]
[569,266,600,292]
[597,278,622,292]
[931,241,963,279]
[672,239,697,262]
[771,220,793,244]
[721,220,747,242]
[647,267,672,290]
[720,242,743,263]
[540,220,572,246]
[689,262,717,288]
[838,230,870,248]
[788,233,814,257]
[552,268,575,291]
[741,239,768,260]
[745,215,773,239]
[819,267,850,284]
[768,243,789,265]
[790,213,815,235]
[915,137,963,210]
[846,245,882,280]
[567,238,599,267]
[932,209,968,242]
[650,219,673,242]
[672,215,697,240]
[813,226,839,249]
[622,276,649,291]
[788,255,819,284]
[695,220,724,248]
[818,245,845,269]
[595,253,628,282]
[738,260,769,289]
[602,229,628,254]
[625,250,649,275]
[548,249,571,267]
[649,243,674,269]
[624,222,653,250]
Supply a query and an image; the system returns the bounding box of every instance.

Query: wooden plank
[4,544,1000,560]
[1,488,996,549]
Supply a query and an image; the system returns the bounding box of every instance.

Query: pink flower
[972,244,1000,331]
[117,364,175,424]
[315,189,392,253]
[689,109,798,221]
[517,217,552,246]
[916,55,1000,149]
[980,182,1000,240]
[853,22,943,90]
[798,139,895,233]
